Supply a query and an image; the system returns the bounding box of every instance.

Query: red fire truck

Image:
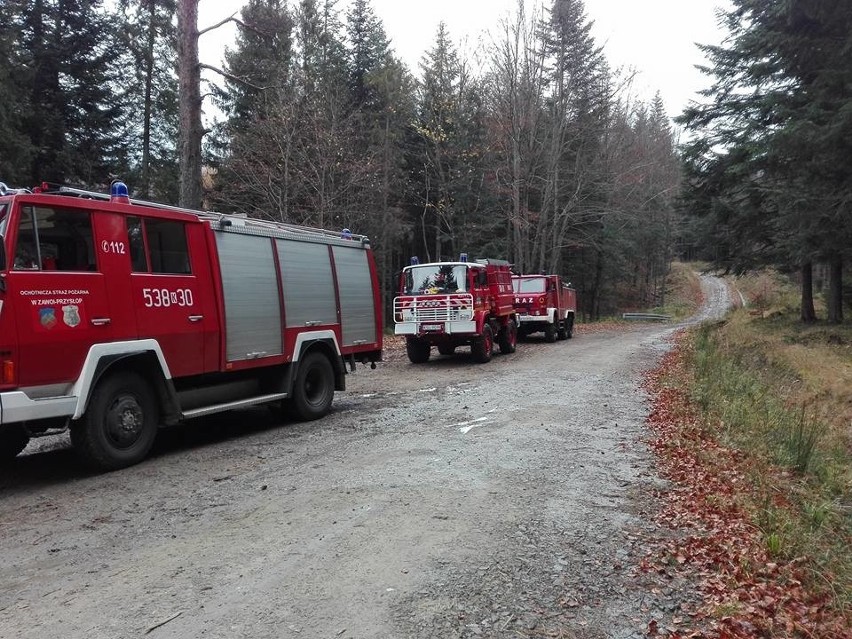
[512,274,577,342]
[393,255,517,363]
[0,181,382,469]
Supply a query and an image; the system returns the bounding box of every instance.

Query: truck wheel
[406,338,431,364]
[71,372,158,471]
[565,316,574,339]
[557,318,568,340]
[471,325,494,363]
[0,425,30,460]
[544,322,557,343]
[437,344,455,356]
[291,352,335,421]
[498,319,517,354]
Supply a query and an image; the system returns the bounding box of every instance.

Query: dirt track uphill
[0,276,731,639]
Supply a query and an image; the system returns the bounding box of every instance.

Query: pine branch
[198,14,272,39]
[199,63,268,91]
[198,14,238,37]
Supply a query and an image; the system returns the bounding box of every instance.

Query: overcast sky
[198,0,730,120]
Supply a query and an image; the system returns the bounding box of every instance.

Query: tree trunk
[380,114,391,324]
[827,254,843,323]
[591,248,604,321]
[177,0,202,209]
[140,0,155,198]
[800,261,816,323]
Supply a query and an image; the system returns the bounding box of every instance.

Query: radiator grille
[393,295,474,323]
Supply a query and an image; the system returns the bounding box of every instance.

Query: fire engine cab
[393,255,517,363]
[0,181,382,469]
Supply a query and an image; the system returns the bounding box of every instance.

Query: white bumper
[517,308,556,324]
[0,391,77,425]
[395,320,477,336]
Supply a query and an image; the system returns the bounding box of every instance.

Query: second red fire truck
[393,255,518,363]
[512,273,577,342]
[0,180,382,469]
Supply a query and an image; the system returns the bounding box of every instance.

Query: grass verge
[689,320,851,604]
[652,269,852,634]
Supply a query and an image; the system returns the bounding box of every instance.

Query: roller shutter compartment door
[216,233,283,361]
[277,239,337,328]
[332,246,376,346]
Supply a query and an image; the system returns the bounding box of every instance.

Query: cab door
[92,211,137,341]
[8,202,115,387]
[127,215,216,378]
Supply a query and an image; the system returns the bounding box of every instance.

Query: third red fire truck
[393,255,517,363]
[512,273,577,342]
[0,180,382,469]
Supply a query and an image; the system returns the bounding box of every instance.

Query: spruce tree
[0,2,35,185]
[679,0,852,322]
[210,0,295,216]
[16,0,127,186]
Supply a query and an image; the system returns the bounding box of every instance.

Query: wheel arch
[71,341,176,422]
[294,338,346,392]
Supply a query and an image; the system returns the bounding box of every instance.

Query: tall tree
[209,0,295,214]
[345,0,390,110]
[0,2,35,185]
[523,0,616,318]
[679,0,852,323]
[218,0,294,125]
[177,0,202,208]
[485,0,548,273]
[11,0,127,186]
[120,0,179,201]
[412,21,489,261]
[345,0,413,313]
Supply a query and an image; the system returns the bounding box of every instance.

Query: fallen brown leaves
[575,320,633,334]
[641,332,851,639]
[380,334,409,363]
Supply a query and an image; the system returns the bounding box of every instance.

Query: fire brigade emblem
[62,304,81,328]
[39,307,57,329]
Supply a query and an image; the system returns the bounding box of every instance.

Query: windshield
[404,264,468,294]
[513,277,546,294]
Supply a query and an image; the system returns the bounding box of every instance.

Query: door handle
[91,318,111,326]
[188,315,204,323]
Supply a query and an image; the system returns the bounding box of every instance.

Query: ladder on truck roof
[31,182,371,246]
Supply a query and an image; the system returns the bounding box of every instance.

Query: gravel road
[0,276,731,639]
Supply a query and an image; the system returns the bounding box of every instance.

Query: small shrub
[765,532,783,557]
[783,405,825,474]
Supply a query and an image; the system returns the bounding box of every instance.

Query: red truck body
[512,274,577,342]
[0,182,382,469]
[393,258,517,363]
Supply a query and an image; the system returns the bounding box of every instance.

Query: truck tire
[291,352,335,421]
[437,344,455,356]
[498,319,517,354]
[544,322,557,343]
[471,325,494,363]
[0,425,30,460]
[565,315,574,338]
[406,338,431,364]
[71,372,158,471]
[557,316,568,340]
